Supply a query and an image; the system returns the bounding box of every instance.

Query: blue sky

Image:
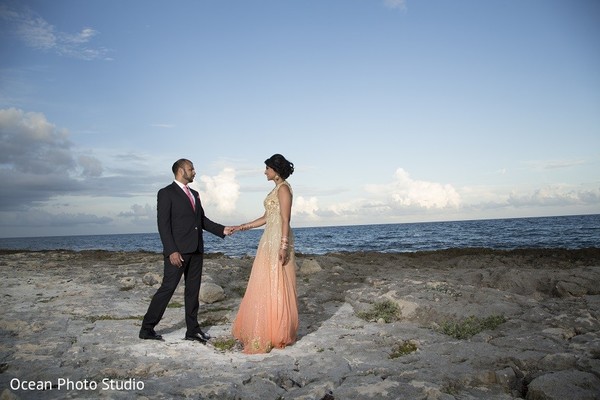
[1,0,599,238]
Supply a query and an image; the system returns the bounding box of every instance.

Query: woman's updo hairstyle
[265,154,294,180]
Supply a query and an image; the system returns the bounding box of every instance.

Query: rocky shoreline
[1,248,599,399]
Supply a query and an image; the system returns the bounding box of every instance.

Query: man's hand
[224,226,236,236]
[169,252,184,267]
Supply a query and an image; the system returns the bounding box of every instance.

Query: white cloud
[288,169,462,226]
[293,196,319,220]
[0,4,110,60]
[288,168,600,228]
[366,168,461,209]
[64,27,97,44]
[383,0,407,11]
[0,208,111,228]
[529,159,586,171]
[0,108,74,173]
[195,168,240,214]
[0,108,105,176]
[78,155,104,177]
[118,203,155,220]
[507,185,600,207]
[0,108,105,209]
[459,182,600,209]
[326,200,363,217]
[15,11,56,50]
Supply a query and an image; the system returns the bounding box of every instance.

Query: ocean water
[0,214,598,258]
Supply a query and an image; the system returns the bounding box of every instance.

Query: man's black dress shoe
[139,329,163,341]
[197,329,211,340]
[187,329,211,340]
[184,332,207,344]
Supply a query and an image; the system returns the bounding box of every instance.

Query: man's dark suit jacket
[157,182,225,256]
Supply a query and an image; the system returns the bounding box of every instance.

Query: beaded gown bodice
[261,181,294,257]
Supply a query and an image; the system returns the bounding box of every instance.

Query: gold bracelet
[280,237,289,250]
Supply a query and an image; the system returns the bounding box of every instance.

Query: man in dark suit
[139,158,234,343]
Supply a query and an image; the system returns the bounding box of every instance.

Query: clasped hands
[223,225,251,235]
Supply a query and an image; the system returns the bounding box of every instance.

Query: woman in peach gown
[232,154,298,354]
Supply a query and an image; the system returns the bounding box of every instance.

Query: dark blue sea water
[0,215,598,257]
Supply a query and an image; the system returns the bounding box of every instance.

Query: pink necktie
[183,186,196,211]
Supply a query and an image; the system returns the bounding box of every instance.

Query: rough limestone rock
[118,276,136,290]
[0,388,19,400]
[299,258,322,275]
[526,370,600,400]
[0,249,599,400]
[142,272,161,286]
[200,282,225,303]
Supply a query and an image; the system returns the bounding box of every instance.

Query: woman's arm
[239,213,267,231]
[278,184,292,265]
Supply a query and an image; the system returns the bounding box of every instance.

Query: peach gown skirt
[232,181,299,354]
